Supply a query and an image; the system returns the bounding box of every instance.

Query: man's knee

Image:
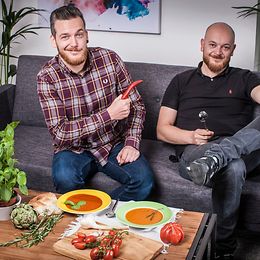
[52,166,83,193]
[52,151,96,193]
[226,159,246,178]
[52,151,88,193]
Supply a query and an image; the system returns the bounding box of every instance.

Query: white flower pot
[0,194,22,221]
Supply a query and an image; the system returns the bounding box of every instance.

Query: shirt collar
[197,61,231,78]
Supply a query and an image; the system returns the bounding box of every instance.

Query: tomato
[112,237,122,247]
[160,222,184,245]
[100,237,111,247]
[90,247,102,260]
[74,242,86,250]
[108,230,117,237]
[84,235,97,244]
[71,237,84,245]
[104,249,114,260]
[112,243,120,257]
[77,232,86,239]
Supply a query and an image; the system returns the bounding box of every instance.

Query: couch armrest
[0,84,16,130]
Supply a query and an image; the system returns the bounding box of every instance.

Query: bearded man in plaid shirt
[37,5,154,200]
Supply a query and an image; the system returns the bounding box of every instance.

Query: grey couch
[2,55,260,232]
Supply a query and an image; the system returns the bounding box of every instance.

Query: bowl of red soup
[57,189,111,214]
[116,201,173,228]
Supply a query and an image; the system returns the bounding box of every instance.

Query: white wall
[10,0,258,70]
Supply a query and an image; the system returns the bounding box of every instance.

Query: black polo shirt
[162,62,260,136]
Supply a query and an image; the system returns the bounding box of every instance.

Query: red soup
[126,207,163,225]
[66,194,102,211]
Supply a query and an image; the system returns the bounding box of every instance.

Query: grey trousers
[179,116,260,254]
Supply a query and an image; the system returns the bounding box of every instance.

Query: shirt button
[210,78,213,82]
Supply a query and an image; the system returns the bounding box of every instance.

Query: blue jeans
[179,116,260,254]
[52,143,154,201]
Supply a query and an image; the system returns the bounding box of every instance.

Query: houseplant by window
[0,0,45,85]
[0,121,28,220]
[233,3,260,70]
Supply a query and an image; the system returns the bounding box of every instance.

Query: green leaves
[72,201,86,210]
[8,64,16,78]
[232,3,260,18]
[64,200,87,210]
[17,171,27,186]
[0,185,12,202]
[18,185,28,196]
[0,121,28,202]
[64,200,75,206]
[0,0,46,85]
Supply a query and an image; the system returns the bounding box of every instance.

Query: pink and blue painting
[38,0,161,34]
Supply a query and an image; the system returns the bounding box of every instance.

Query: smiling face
[51,17,88,72]
[201,23,236,75]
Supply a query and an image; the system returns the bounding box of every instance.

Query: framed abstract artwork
[38,0,161,34]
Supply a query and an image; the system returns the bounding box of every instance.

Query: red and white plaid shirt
[37,47,145,166]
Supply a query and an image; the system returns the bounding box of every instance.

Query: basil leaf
[77,200,86,206]
[71,200,86,210]
[71,204,80,210]
[64,200,75,206]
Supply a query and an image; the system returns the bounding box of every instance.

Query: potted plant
[0,121,28,220]
[232,3,260,70]
[0,0,45,85]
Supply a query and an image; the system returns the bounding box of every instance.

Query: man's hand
[107,94,131,120]
[117,146,140,165]
[192,128,214,145]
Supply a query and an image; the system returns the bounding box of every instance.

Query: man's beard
[58,46,87,66]
[203,54,230,74]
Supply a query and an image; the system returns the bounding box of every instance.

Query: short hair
[50,4,86,36]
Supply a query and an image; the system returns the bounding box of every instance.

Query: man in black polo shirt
[157,22,260,259]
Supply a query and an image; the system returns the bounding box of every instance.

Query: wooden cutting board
[53,228,163,260]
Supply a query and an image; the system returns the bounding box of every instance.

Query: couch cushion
[14,125,55,191]
[12,55,51,126]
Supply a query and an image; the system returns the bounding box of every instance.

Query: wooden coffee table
[0,190,216,260]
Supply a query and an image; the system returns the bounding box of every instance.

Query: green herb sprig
[0,213,63,248]
[145,208,163,221]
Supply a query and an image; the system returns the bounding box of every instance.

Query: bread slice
[29,192,62,216]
